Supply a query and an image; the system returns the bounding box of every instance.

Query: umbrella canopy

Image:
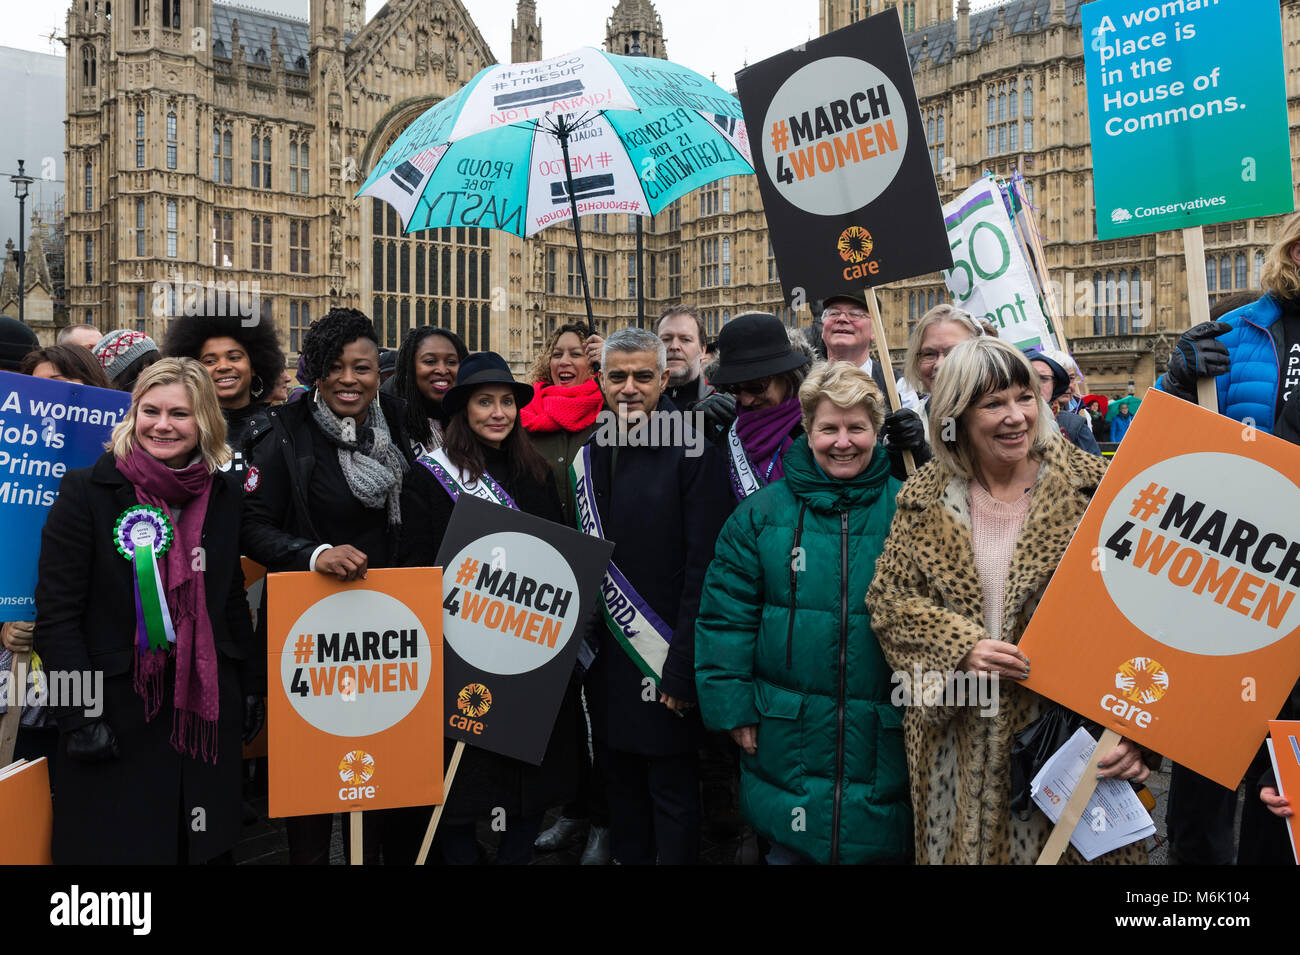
[357,47,754,239]
[1106,394,1141,421]
[1082,393,1109,415]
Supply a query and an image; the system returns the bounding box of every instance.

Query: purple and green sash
[570,443,673,684]
[417,447,518,509]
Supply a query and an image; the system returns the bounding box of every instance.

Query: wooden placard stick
[1017,187,1069,354]
[1180,226,1221,413]
[349,810,363,866]
[0,650,30,767]
[863,287,915,475]
[415,740,466,866]
[1036,727,1122,865]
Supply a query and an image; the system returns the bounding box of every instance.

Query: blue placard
[0,370,130,621]
[1083,0,1293,240]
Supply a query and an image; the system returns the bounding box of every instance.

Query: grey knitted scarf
[310,391,408,525]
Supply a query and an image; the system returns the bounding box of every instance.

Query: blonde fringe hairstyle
[109,357,232,472]
[902,304,984,393]
[798,361,887,435]
[928,337,1056,480]
[1260,212,1300,299]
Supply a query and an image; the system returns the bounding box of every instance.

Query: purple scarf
[735,396,803,484]
[117,445,219,762]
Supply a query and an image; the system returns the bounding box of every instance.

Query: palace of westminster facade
[57,0,1300,394]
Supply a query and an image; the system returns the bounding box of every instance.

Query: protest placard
[0,371,130,622]
[942,178,1054,351]
[434,494,613,765]
[735,9,951,305]
[1267,719,1300,864]
[0,757,51,864]
[1020,389,1300,790]
[1083,0,1292,241]
[267,567,443,819]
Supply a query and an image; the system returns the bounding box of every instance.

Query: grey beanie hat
[93,329,159,383]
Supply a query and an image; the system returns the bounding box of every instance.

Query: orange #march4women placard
[267,567,443,818]
[1020,389,1300,789]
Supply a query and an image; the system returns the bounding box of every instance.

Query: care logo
[836,226,874,264]
[338,749,375,785]
[1115,656,1169,706]
[457,683,493,718]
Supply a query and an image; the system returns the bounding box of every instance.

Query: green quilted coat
[696,435,912,864]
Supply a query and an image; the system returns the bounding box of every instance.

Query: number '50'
[946,222,1012,301]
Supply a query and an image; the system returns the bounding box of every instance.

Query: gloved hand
[1,620,35,652]
[881,408,927,453]
[1165,321,1231,401]
[242,695,266,745]
[65,720,119,761]
[696,392,737,440]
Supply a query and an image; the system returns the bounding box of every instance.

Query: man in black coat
[578,327,733,864]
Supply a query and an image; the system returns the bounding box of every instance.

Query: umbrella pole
[557,124,597,329]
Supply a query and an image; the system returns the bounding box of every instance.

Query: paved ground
[236,756,1241,865]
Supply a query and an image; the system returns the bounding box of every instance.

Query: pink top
[969,481,1034,640]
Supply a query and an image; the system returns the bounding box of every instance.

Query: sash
[726,420,763,501]
[417,447,518,509]
[570,442,674,684]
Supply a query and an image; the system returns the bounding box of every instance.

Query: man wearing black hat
[573,327,732,864]
[0,314,39,372]
[1028,351,1102,456]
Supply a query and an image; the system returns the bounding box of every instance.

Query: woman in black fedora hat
[709,313,815,502]
[399,351,577,864]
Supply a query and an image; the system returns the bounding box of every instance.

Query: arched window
[1117,270,1129,333]
[936,114,944,139]
[987,91,996,125]
[1093,272,1104,335]
[166,111,177,170]
[998,89,1007,122]
[909,291,917,319]
[84,160,93,210]
[1255,250,1265,287]
[1008,85,1019,119]
[1024,84,1034,117]
[1131,268,1142,329]
[135,109,145,167]
[1105,270,1116,335]
[82,45,96,86]
[1206,258,1216,292]
[1219,255,1231,290]
[1023,120,1033,150]
[1235,252,1247,290]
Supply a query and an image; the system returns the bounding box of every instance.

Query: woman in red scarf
[34,358,258,864]
[521,323,606,524]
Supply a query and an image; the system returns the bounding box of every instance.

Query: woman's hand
[730,724,758,755]
[315,545,369,581]
[1,620,35,653]
[1096,738,1150,783]
[959,639,1029,679]
[1261,786,1293,818]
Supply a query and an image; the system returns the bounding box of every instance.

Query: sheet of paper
[1031,726,1155,861]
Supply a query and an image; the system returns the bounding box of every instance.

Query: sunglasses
[724,376,774,396]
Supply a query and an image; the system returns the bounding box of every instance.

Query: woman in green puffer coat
[696,361,912,865]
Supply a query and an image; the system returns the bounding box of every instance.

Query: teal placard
[1083,0,1293,240]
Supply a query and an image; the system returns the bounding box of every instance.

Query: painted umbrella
[356,46,754,322]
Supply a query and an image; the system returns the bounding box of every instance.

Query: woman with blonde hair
[1159,211,1300,434]
[697,361,911,864]
[867,338,1152,864]
[34,357,259,863]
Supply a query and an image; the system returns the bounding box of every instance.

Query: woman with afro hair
[380,324,468,453]
[162,311,285,474]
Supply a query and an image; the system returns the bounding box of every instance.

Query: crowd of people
[3,212,1300,865]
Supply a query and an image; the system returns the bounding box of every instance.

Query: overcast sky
[2,1,1014,82]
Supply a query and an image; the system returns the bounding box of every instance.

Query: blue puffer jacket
[1156,293,1282,434]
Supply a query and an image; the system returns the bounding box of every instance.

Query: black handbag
[1008,703,1101,819]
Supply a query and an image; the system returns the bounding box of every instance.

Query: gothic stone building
[65,0,1300,394]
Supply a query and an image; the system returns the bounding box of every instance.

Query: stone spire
[512,0,542,62]
[606,0,667,59]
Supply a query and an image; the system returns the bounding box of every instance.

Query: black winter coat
[581,396,733,755]
[222,400,272,475]
[34,453,256,863]
[399,442,577,822]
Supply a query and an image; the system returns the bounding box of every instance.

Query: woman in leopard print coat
[867,339,1151,864]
